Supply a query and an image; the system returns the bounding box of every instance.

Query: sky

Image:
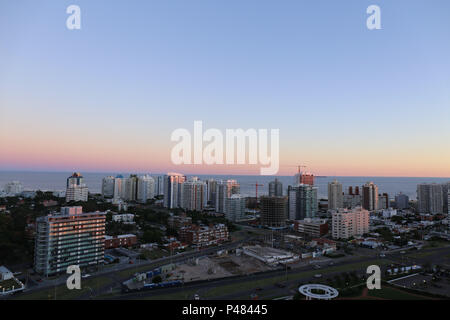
[0,0,450,177]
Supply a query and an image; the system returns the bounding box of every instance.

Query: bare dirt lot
[169,254,274,282]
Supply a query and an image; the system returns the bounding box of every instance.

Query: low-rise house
[310,238,337,253]
[179,224,229,248]
[105,234,137,249]
[112,213,135,223]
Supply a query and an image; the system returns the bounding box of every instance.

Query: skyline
[1,0,450,177]
[1,169,450,179]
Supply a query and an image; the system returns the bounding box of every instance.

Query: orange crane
[281,165,307,174]
[248,182,264,202]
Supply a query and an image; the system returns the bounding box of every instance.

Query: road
[97,244,450,300]
[106,255,385,300]
[12,235,254,299]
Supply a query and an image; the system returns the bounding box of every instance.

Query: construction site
[168,246,299,283]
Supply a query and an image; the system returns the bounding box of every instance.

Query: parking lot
[389,273,450,297]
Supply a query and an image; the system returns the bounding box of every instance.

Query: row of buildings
[162,171,320,227]
[167,213,229,248]
[328,180,450,215]
[328,180,390,211]
[33,205,229,276]
[162,173,247,222]
[101,174,164,203]
[417,183,450,215]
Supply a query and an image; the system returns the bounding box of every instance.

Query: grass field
[190,259,391,299]
[14,276,112,300]
[367,286,433,300]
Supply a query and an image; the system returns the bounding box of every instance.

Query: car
[255,287,263,291]
[313,265,321,269]
[314,274,323,279]
[194,294,200,300]
[329,262,335,266]
[82,274,91,278]
[380,253,386,258]
[275,283,286,288]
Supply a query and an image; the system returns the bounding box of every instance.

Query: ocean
[1,171,450,200]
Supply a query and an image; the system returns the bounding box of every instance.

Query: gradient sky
[1,0,450,177]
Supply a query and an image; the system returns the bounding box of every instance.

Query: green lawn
[200,259,391,299]
[368,286,432,300]
[142,288,199,300]
[14,276,112,300]
[405,251,436,259]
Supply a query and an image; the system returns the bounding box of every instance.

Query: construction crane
[248,182,264,202]
[281,165,307,174]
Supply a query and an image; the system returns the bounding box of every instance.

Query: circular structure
[298,284,339,300]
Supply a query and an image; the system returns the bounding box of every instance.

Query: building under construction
[260,196,288,228]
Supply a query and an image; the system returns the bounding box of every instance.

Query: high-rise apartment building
[288,184,318,220]
[137,175,155,203]
[101,176,115,198]
[34,206,105,276]
[395,193,409,210]
[442,183,450,214]
[65,172,88,202]
[331,207,369,240]
[343,186,361,208]
[417,183,444,214]
[268,179,283,197]
[181,178,207,211]
[4,181,23,195]
[328,180,343,210]
[260,196,288,228]
[225,194,245,222]
[361,182,378,211]
[215,180,240,213]
[154,176,164,196]
[122,175,138,201]
[377,193,389,210]
[206,179,218,207]
[163,173,186,208]
[294,171,314,186]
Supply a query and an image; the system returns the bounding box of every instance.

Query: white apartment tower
[328,180,343,210]
[163,173,186,208]
[215,180,240,213]
[225,194,246,222]
[102,176,115,198]
[417,183,444,214]
[65,172,88,202]
[181,178,207,211]
[361,182,379,211]
[332,207,369,240]
[137,175,155,203]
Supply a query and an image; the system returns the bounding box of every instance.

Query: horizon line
[0,169,449,180]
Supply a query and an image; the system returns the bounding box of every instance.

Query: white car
[82,274,91,278]
[194,294,200,300]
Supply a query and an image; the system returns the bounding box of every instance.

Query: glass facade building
[34,207,106,276]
